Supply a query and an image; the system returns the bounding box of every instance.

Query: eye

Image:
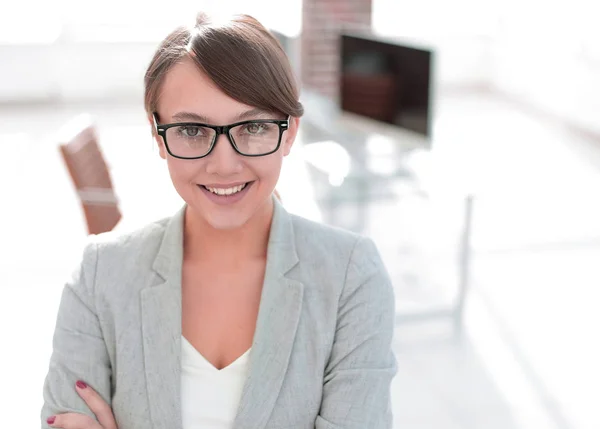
[245,123,265,134]
[180,126,201,137]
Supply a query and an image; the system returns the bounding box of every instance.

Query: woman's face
[151,57,299,230]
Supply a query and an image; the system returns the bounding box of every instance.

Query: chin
[204,214,250,231]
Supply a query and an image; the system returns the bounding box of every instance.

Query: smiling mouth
[199,181,252,196]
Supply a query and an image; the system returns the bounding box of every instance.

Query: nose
[204,133,243,176]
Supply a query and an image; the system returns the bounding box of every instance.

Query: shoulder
[89,217,170,258]
[75,217,171,283]
[290,213,361,252]
[61,217,172,309]
[287,214,394,326]
[289,213,383,273]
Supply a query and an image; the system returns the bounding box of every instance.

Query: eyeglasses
[153,113,290,159]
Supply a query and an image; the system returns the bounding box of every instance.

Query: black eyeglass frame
[152,113,290,159]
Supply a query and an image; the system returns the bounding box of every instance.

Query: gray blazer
[41,199,397,429]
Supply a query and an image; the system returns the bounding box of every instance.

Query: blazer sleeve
[316,236,397,429]
[40,240,112,428]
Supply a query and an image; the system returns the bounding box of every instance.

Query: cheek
[166,158,200,185]
[251,156,283,181]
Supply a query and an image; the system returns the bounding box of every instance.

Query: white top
[181,336,251,429]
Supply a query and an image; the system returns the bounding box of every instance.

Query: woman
[42,12,396,429]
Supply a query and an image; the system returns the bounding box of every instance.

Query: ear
[281,116,300,157]
[147,113,167,160]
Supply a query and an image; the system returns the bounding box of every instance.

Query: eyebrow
[171,108,276,124]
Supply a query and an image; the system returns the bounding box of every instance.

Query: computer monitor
[340,32,435,138]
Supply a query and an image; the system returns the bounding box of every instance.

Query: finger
[75,381,118,429]
[47,413,102,429]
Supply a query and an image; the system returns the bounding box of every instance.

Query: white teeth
[206,183,247,196]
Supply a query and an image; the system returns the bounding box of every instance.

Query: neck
[183,199,274,262]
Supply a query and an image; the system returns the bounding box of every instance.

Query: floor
[1,91,599,428]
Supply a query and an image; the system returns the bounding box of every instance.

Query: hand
[47,381,117,429]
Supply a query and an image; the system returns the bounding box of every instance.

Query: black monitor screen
[340,33,433,137]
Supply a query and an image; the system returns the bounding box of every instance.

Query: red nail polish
[47,416,56,425]
[76,380,88,389]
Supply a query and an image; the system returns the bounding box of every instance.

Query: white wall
[0,42,155,103]
[0,0,301,103]
[488,1,600,135]
[429,36,494,89]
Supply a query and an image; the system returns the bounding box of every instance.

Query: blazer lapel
[141,206,185,429]
[233,199,304,429]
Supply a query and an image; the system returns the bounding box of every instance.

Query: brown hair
[144,12,304,119]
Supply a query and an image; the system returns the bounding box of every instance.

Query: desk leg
[454,194,475,330]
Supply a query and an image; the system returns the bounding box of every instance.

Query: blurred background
[1,0,599,428]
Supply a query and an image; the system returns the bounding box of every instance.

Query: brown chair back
[58,117,121,235]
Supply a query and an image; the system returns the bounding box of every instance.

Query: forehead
[157,57,257,124]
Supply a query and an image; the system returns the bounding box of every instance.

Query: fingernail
[76,380,88,389]
[47,416,56,425]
